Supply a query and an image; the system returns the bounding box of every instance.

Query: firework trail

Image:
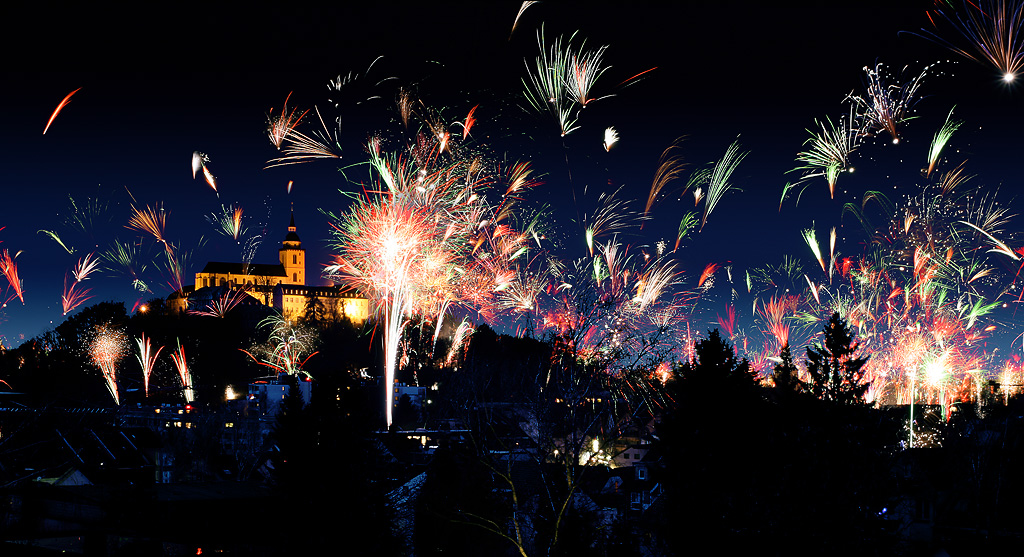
[699,139,748,231]
[926,107,963,177]
[458,104,479,139]
[915,0,1024,82]
[566,38,611,107]
[40,195,115,255]
[61,277,93,315]
[202,166,218,195]
[787,106,861,202]
[674,212,700,252]
[603,127,619,151]
[208,204,245,241]
[61,253,100,314]
[135,333,164,397]
[160,251,188,295]
[644,137,687,218]
[509,1,539,39]
[90,326,126,405]
[847,62,933,144]
[584,186,638,257]
[264,106,342,168]
[446,318,475,365]
[192,151,208,179]
[188,286,253,318]
[191,152,218,195]
[326,55,395,109]
[72,252,100,282]
[38,230,74,254]
[43,87,81,135]
[267,91,309,149]
[397,88,414,130]
[102,240,151,293]
[127,204,171,253]
[0,250,24,304]
[169,339,194,403]
[522,27,611,136]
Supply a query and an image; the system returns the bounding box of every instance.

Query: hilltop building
[169,211,369,324]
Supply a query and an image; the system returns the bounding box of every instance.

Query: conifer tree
[772,342,803,394]
[804,313,870,405]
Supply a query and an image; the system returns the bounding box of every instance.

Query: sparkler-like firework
[169,339,194,403]
[135,333,164,397]
[90,326,127,405]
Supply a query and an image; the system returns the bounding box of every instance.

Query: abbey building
[170,212,368,324]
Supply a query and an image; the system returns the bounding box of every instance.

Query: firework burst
[915,0,1024,82]
[787,106,861,202]
[847,62,933,144]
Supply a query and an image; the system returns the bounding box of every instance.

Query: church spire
[283,206,300,245]
[280,205,304,285]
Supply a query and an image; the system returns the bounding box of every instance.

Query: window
[623,453,630,460]
[293,273,297,282]
[293,254,297,264]
[637,467,647,481]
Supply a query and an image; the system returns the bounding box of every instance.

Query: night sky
[3,1,1023,354]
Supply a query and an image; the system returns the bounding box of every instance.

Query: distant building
[248,373,312,417]
[393,382,428,411]
[169,211,369,323]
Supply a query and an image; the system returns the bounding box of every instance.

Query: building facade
[171,212,369,324]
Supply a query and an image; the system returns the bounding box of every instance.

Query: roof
[198,262,287,277]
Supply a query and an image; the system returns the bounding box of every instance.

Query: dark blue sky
[2,1,1023,348]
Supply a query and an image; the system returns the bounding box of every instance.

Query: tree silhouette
[659,329,766,552]
[805,313,870,405]
[772,342,803,395]
[676,328,758,397]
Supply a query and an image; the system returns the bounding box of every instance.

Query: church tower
[279,209,305,285]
